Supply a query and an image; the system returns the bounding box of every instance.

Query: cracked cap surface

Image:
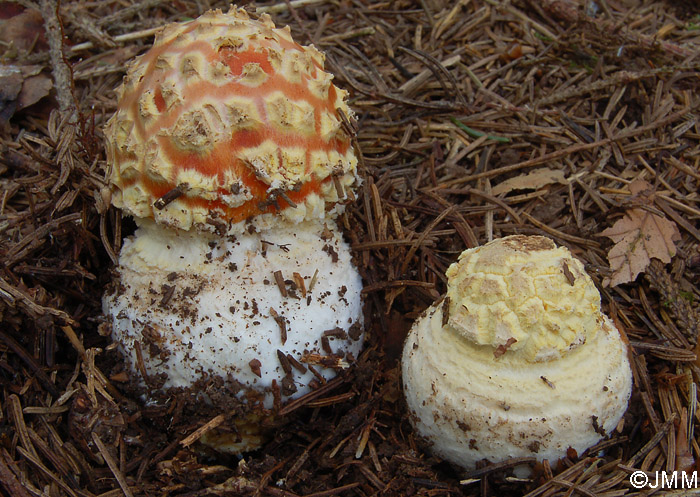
[104,7,358,233]
[445,235,603,362]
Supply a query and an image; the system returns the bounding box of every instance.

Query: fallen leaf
[0,7,48,53]
[0,4,25,19]
[492,168,567,195]
[599,180,680,286]
[0,65,23,123]
[0,64,52,124]
[17,74,53,110]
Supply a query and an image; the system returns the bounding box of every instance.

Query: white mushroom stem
[103,218,364,410]
[403,303,631,469]
[401,235,633,470]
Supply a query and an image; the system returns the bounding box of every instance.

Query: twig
[16,446,80,497]
[96,0,166,28]
[361,280,435,293]
[303,482,360,497]
[522,212,600,248]
[319,27,376,43]
[540,0,694,58]
[92,433,135,497]
[399,205,455,276]
[70,26,162,52]
[180,415,226,448]
[278,376,345,415]
[399,54,462,95]
[5,212,83,266]
[256,0,327,14]
[0,449,34,497]
[438,107,691,186]
[1,335,61,397]
[39,0,75,119]
[537,68,688,107]
[0,276,75,325]
[398,47,470,109]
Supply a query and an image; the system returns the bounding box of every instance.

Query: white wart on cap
[401,235,632,470]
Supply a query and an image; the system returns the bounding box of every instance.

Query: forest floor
[1,0,700,496]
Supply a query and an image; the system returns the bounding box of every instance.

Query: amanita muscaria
[102,8,364,453]
[402,236,632,472]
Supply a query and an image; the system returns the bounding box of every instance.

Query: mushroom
[104,8,356,232]
[102,8,364,452]
[402,235,632,471]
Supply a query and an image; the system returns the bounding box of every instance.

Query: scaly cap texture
[402,235,632,470]
[104,7,358,233]
[445,235,602,362]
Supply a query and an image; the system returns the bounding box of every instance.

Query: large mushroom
[402,235,632,471]
[102,8,364,453]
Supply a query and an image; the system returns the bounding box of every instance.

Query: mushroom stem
[402,236,632,470]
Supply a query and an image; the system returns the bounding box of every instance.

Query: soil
[1,1,699,496]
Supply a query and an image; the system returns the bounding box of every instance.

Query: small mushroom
[402,235,632,471]
[102,8,364,453]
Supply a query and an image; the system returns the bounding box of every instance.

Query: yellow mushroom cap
[104,7,358,233]
[402,235,633,470]
[446,235,602,362]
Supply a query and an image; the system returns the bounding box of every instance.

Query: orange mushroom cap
[104,7,358,233]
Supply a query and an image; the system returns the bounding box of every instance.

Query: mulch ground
[1,0,700,496]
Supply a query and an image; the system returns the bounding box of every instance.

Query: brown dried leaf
[0,8,47,53]
[17,74,52,110]
[491,168,567,195]
[600,180,680,286]
[0,65,52,123]
[0,66,23,122]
